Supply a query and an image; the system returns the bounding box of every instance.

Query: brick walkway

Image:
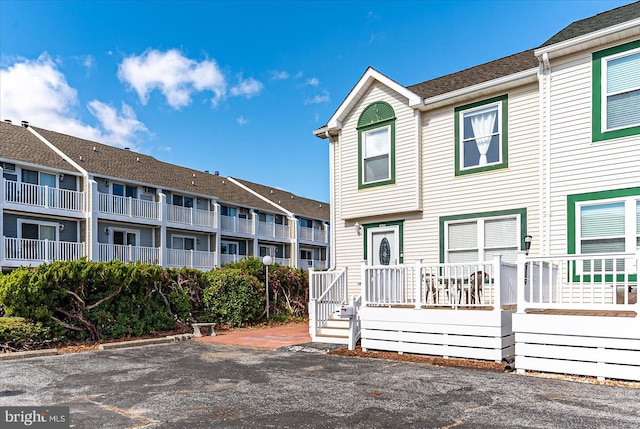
[194,323,312,349]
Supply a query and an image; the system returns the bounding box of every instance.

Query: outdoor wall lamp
[524,235,533,255]
[59,224,65,232]
[355,222,362,236]
[105,227,110,235]
[59,174,64,182]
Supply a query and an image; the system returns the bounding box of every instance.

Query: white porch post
[158,192,167,267]
[308,268,316,335]
[492,255,502,312]
[0,169,4,268]
[213,201,221,268]
[89,179,99,262]
[516,251,527,313]
[251,210,259,257]
[360,261,368,307]
[414,259,422,310]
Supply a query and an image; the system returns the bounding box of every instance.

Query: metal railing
[166,249,215,270]
[98,244,160,264]
[98,193,160,220]
[167,205,215,228]
[4,238,86,262]
[4,180,85,212]
[517,251,640,311]
[220,215,253,234]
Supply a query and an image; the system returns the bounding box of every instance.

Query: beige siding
[338,83,420,220]
[546,37,640,256]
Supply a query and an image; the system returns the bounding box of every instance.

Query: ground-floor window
[440,209,526,264]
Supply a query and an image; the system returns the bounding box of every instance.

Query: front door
[368,225,400,266]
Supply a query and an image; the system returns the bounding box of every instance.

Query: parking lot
[2,340,640,428]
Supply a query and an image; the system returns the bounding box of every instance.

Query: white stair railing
[309,268,348,336]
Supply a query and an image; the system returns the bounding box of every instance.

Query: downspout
[537,59,544,256]
[543,52,551,256]
[326,129,337,270]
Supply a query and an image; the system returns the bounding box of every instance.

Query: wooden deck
[524,308,636,317]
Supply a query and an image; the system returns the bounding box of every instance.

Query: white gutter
[534,18,640,59]
[420,68,539,110]
[542,52,551,256]
[27,127,88,176]
[537,59,545,257]
[327,130,337,270]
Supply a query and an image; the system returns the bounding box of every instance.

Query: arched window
[357,102,396,188]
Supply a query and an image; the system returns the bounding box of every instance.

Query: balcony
[220,253,246,265]
[98,193,160,221]
[220,215,253,234]
[258,221,290,239]
[4,237,86,265]
[167,249,215,271]
[98,244,160,265]
[167,205,216,229]
[4,179,85,212]
[299,226,327,243]
[299,259,328,270]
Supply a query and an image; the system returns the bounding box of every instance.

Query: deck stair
[313,310,350,344]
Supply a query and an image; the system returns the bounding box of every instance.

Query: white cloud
[305,90,331,105]
[307,77,320,86]
[271,70,290,80]
[237,116,248,125]
[230,77,263,98]
[118,49,227,108]
[0,53,147,150]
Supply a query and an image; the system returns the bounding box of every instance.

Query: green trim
[567,187,640,282]
[362,220,404,264]
[439,208,527,263]
[592,39,640,142]
[358,102,396,189]
[454,95,509,176]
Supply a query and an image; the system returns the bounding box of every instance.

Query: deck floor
[524,308,637,317]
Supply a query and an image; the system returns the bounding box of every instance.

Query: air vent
[1,162,16,172]
[143,186,156,194]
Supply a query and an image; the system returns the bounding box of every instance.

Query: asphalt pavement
[1,340,640,428]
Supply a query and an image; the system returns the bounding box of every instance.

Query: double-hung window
[358,102,395,188]
[454,95,508,175]
[441,209,525,264]
[593,40,640,141]
[569,188,640,274]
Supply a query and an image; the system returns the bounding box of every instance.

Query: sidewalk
[194,323,312,349]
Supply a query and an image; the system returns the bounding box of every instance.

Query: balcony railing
[299,227,327,243]
[4,180,85,212]
[220,253,246,265]
[258,221,289,239]
[4,237,86,262]
[98,193,160,220]
[167,205,215,228]
[299,259,328,270]
[98,244,160,264]
[220,215,253,234]
[167,249,215,270]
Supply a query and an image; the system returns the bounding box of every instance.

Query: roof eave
[535,18,640,60]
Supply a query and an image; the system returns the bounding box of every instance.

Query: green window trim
[567,187,640,282]
[358,102,396,189]
[439,208,527,263]
[454,94,509,176]
[362,220,404,264]
[592,39,640,142]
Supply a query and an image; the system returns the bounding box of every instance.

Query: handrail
[311,268,347,336]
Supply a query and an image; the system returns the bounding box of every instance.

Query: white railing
[98,193,159,220]
[220,254,246,265]
[167,205,215,228]
[517,251,640,312]
[220,215,253,234]
[362,256,514,310]
[274,257,290,266]
[167,249,215,270]
[4,180,85,212]
[310,268,348,336]
[98,244,159,264]
[258,221,290,239]
[299,226,327,243]
[4,238,86,262]
[299,259,328,270]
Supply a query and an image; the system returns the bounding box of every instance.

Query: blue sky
[0,0,632,202]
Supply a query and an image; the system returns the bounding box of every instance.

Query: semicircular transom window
[358,102,396,188]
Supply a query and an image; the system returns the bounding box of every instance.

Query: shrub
[202,269,263,327]
[0,318,54,351]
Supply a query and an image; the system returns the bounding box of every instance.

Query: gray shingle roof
[232,177,330,221]
[541,1,640,47]
[31,126,286,213]
[0,122,77,172]
[407,49,539,100]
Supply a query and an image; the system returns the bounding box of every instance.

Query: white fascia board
[421,68,538,110]
[27,127,88,176]
[226,177,294,217]
[534,18,640,60]
[325,67,423,130]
